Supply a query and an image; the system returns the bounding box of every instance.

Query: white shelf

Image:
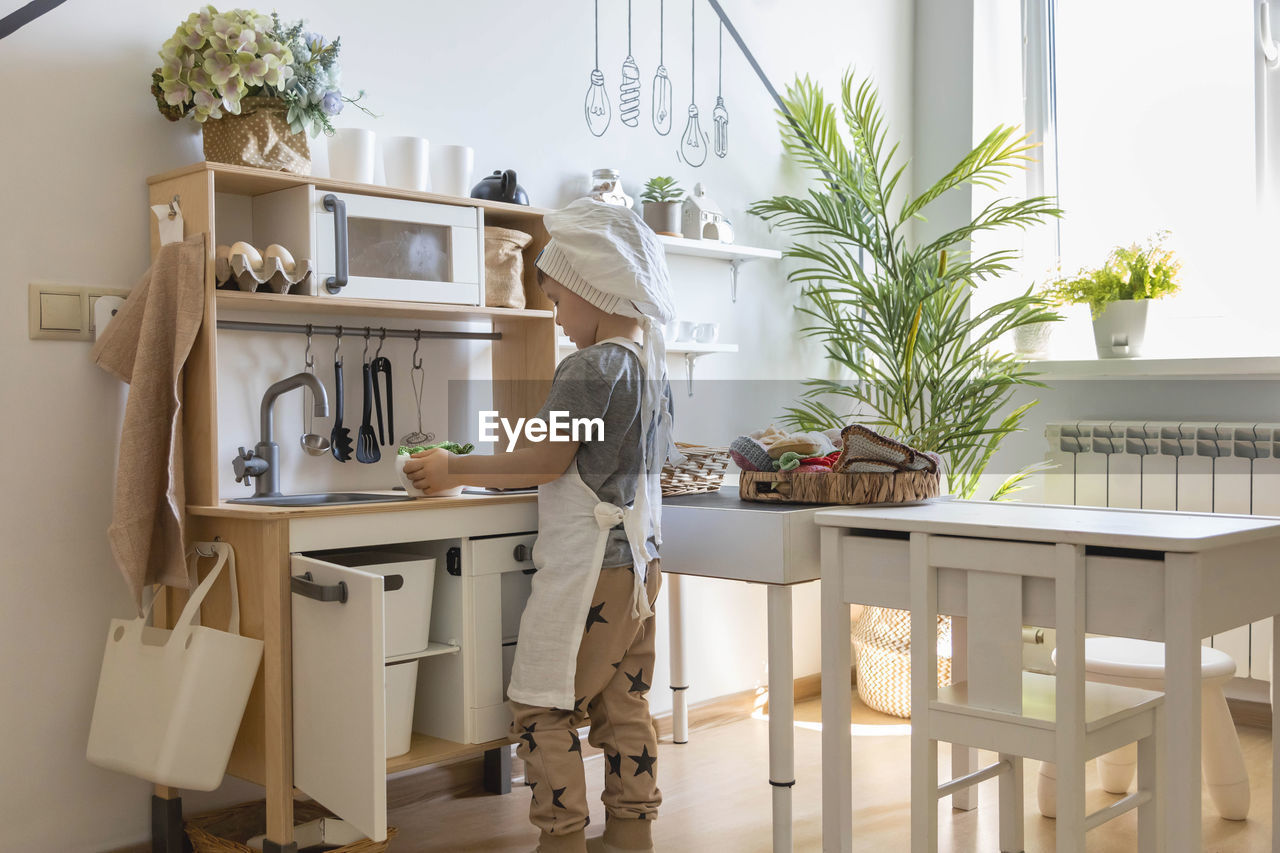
[385,641,460,665]
[658,235,782,262]
[556,337,738,355]
[1023,355,1280,380]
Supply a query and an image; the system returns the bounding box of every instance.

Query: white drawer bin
[308,549,437,657]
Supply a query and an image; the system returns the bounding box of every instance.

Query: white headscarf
[535,198,682,549]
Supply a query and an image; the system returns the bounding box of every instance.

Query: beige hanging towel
[92,232,207,608]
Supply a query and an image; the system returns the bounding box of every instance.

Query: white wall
[0,1,913,850]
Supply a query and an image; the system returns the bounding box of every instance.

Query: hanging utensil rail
[215,319,501,342]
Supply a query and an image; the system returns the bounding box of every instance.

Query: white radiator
[1043,420,1280,689]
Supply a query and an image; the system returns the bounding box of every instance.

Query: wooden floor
[385,695,1274,852]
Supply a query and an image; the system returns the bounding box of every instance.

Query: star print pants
[509,559,663,853]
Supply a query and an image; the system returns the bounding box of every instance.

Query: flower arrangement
[151,6,372,138]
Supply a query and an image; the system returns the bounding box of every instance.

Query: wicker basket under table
[739,469,940,505]
[186,799,397,853]
[661,443,730,497]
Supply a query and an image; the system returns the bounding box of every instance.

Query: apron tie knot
[593,502,624,531]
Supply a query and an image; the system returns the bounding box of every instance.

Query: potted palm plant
[1042,232,1181,359]
[640,176,685,236]
[750,72,1061,717]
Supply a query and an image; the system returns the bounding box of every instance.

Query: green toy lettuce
[398,441,475,456]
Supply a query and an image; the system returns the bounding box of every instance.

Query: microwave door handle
[322,194,349,294]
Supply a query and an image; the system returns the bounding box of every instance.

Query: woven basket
[852,607,952,719]
[186,800,396,853]
[201,96,311,175]
[739,469,940,505]
[661,442,730,496]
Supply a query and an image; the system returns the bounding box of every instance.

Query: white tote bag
[86,542,263,791]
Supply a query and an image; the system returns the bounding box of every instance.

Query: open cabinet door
[290,555,387,842]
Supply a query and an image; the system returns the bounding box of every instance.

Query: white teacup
[675,320,697,342]
[692,322,720,343]
[396,453,464,498]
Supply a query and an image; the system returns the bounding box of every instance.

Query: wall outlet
[28,283,130,341]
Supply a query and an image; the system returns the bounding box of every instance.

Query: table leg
[821,527,853,853]
[150,793,184,853]
[1163,553,1202,853]
[948,616,978,811]
[767,584,795,853]
[667,572,689,744]
[1273,612,1279,853]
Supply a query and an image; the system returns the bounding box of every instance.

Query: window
[988,1,1275,358]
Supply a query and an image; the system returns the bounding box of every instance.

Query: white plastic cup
[432,144,475,197]
[383,136,430,191]
[328,128,377,184]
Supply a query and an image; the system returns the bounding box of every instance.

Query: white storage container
[308,549,436,657]
[385,661,419,758]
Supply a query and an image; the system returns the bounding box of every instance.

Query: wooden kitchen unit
[145,162,559,852]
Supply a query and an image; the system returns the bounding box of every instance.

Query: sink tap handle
[233,446,269,486]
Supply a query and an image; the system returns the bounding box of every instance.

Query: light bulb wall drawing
[619,0,640,127]
[713,21,728,157]
[584,0,610,137]
[677,0,707,166]
[652,0,673,135]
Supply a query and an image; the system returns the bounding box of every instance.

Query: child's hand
[402,448,462,495]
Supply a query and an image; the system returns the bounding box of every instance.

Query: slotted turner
[356,360,381,463]
[330,356,353,462]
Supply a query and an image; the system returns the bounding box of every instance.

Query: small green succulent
[641,176,684,204]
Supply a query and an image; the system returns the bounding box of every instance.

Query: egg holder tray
[215,254,314,295]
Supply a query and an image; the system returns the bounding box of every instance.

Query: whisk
[400,331,435,447]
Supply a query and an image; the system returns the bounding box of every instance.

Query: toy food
[396,442,475,497]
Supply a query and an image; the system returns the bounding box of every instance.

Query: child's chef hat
[535,198,675,324]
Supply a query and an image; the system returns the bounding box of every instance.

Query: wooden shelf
[149,160,551,226]
[215,291,553,323]
[658,235,781,262]
[385,642,460,665]
[556,336,738,355]
[386,733,510,775]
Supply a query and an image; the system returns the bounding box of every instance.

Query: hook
[375,327,386,359]
[304,323,315,370]
[334,325,343,365]
[412,329,423,370]
[362,326,371,362]
[168,194,181,220]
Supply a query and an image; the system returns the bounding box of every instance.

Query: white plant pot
[642,201,682,236]
[1014,321,1054,359]
[1091,300,1150,359]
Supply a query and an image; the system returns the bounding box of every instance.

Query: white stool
[1037,636,1249,821]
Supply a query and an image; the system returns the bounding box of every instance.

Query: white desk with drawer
[816,500,1280,853]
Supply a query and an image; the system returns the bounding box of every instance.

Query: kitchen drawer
[468,533,536,742]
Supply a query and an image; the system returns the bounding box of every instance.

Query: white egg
[216,244,231,262]
[229,241,263,270]
[263,244,296,273]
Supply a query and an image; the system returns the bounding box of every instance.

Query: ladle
[300,324,332,457]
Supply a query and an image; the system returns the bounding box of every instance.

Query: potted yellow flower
[151,7,372,175]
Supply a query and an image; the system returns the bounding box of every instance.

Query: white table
[816,500,1280,853]
[661,487,829,853]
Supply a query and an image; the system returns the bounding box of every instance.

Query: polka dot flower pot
[202,96,311,175]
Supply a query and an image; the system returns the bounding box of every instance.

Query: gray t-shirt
[535,341,673,567]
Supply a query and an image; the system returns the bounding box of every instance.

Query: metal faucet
[233,372,330,497]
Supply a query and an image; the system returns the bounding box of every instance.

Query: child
[404,198,677,853]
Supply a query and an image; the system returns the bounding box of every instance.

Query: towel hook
[412,329,423,370]
[334,325,343,366]
[168,194,181,220]
[375,327,386,359]
[304,323,315,370]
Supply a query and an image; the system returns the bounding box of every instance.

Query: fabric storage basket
[86,543,263,791]
[483,226,533,308]
[186,799,397,853]
[201,96,311,175]
[661,442,731,496]
[852,607,951,719]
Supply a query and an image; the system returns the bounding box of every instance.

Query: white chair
[909,533,1165,853]
[1037,636,1249,820]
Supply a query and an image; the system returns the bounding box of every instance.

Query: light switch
[40,292,82,331]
